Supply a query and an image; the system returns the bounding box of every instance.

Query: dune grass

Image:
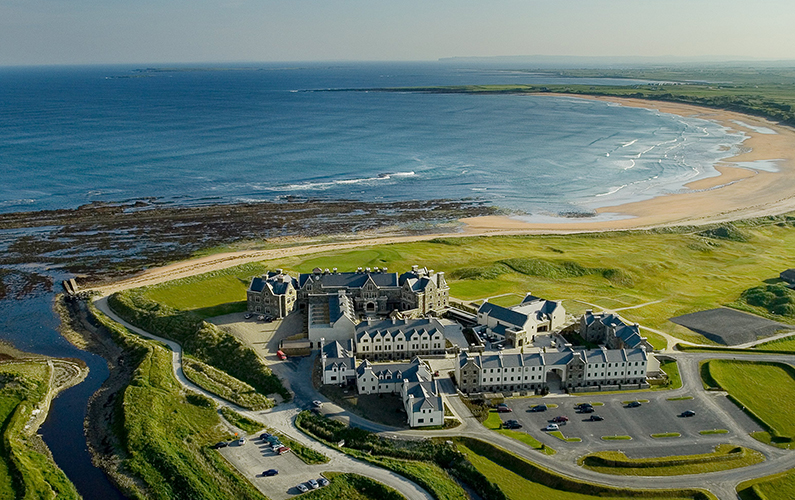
[579,445,764,476]
[301,472,404,500]
[699,429,729,435]
[602,435,632,441]
[134,218,795,345]
[183,356,272,410]
[651,433,681,439]
[219,407,264,434]
[89,305,266,500]
[705,360,795,440]
[548,431,581,442]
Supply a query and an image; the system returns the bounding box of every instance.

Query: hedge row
[582,447,745,469]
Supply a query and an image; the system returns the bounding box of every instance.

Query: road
[94,297,433,500]
[91,299,795,500]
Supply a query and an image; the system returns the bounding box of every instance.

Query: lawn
[134,217,795,345]
[579,445,765,476]
[753,334,795,352]
[705,360,795,439]
[302,472,404,500]
[319,383,408,428]
[455,438,715,500]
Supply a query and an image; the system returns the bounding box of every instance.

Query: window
[418,418,424,423]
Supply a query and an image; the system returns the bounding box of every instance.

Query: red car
[276,350,287,361]
[552,415,569,423]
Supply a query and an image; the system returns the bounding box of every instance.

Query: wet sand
[461,96,795,233]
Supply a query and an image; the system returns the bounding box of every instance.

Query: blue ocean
[0,63,745,220]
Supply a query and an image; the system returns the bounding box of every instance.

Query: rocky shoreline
[0,197,497,288]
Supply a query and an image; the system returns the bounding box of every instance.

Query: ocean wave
[622,139,638,148]
[0,198,37,208]
[260,171,417,192]
[595,185,627,197]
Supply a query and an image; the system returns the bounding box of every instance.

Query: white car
[544,423,559,431]
[296,483,308,493]
[238,437,246,445]
[308,479,319,489]
[312,400,323,408]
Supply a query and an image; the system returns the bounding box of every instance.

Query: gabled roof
[477,302,529,328]
[355,318,445,342]
[299,271,399,289]
[248,272,298,295]
[781,269,795,283]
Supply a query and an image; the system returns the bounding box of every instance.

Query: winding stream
[0,288,124,499]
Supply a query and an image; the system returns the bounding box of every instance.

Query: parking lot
[219,435,331,499]
[496,390,763,455]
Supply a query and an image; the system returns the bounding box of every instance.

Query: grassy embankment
[135,216,795,349]
[108,289,289,402]
[579,445,764,476]
[455,437,716,500]
[89,304,266,500]
[295,411,497,500]
[0,360,80,499]
[183,357,272,410]
[703,359,795,448]
[301,472,404,500]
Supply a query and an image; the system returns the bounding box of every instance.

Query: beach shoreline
[461,95,795,233]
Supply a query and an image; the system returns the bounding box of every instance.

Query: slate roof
[405,380,442,412]
[781,269,795,284]
[299,271,399,289]
[355,318,444,342]
[248,272,298,294]
[356,358,423,382]
[477,302,529,328]
[460,348,647,370]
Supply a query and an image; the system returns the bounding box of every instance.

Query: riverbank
[0,343,87,498]
[461,95,795,233]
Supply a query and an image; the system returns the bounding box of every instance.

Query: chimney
[382,267,388,273]
[333,267,338,273]
[412,265,419,272]
[324,268,330,275]
[276,268,283,274]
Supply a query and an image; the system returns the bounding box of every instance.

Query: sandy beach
[86,96,795,294]
[461,96,795,233]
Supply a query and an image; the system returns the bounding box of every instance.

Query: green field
[0,361,80,500]
[579,445,764,476]
[753,334,795,352]
[455,438,715,500]
[132,217,795,346]
[705,360,795,440]
[302,472,404,500]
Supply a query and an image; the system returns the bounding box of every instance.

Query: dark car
[244,313,253,319]
[552,415,569,423]
[496,403,512,413]
[680,410,696,417]
[263,469,279,477]
[213,441,228,449]
[529,404,548,412]
[503,419,522,429]
[589,414,604,421]
[580,406,595,413]
[627,401,642,408]
[260,433,272,440]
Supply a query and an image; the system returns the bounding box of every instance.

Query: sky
[1,0,795,66]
